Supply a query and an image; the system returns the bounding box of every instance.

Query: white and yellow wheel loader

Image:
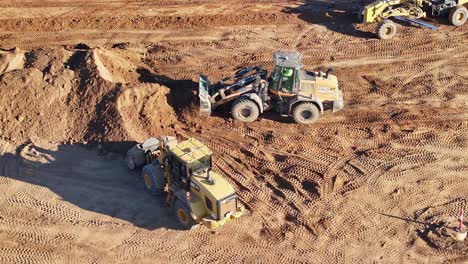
[199,51,344,125]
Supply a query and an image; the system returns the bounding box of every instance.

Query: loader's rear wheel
[174,200,196,230]
[232,99,259,122]
[293,103,320,125]
[449,6,468,26]
[377,20,397,39]
[142,161,166,196]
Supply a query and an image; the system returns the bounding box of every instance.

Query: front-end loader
[126,136,245,229]
[358,0,468,39]
[199,51,344,125]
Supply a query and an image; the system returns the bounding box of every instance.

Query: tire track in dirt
[0,0,295,8]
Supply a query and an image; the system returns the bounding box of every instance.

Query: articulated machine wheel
[449,6,468,26]
[174,199,196,230]
[376,20,397,39]
[141,160,166,195]
[231,99,260,122]
[292,102,320,125]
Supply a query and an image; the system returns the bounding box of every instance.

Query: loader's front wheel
[232,99,259,122]
[377,20,397,39]
[174,200,196,230]
[142,161,166,196]
[293,103,320,125]
[449,6,467,26]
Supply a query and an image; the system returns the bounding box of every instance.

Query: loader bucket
[332,90,344,112]
[199,74,212,115]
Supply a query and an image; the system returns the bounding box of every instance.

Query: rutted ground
[0,1,467,263]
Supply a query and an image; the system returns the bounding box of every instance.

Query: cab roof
[169,138,212,164]
[274,51,303,70]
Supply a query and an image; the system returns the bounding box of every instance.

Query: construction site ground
[0,0,467,263]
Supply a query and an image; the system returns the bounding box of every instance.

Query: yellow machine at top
[358,0,468,39]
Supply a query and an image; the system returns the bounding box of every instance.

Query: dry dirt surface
[0,0,468,263]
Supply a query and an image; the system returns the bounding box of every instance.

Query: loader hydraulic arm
[199,66,268,115]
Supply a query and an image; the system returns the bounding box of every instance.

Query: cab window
[171,157,183,185]
[189,155,211,174]
[181,165,189,183]
[281,68,294,93]
[269,67,282,91]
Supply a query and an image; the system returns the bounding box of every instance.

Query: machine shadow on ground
[204,99,299,124]
[1,141,185,230]
[137,67,198,112]
[283,0,376,39]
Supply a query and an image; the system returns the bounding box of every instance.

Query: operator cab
[269,51,302,96]
[168,138,213,187]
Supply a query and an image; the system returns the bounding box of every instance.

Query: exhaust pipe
[326,68,333,79]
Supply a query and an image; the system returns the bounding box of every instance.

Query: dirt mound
[117,83,178,142]
[0,46,177,144]
[0,49,74,142]
[0,48,25,74]
[92,47,145,84]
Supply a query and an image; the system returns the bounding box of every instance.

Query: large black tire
[174,199,196,230]
[377,20,397,40]
[293,102,320,125]
[141,160,166,195]
[231,99,260,122]
[449,6,468,26]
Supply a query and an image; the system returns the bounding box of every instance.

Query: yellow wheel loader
[199,51,344,125]
[126,137,245,229]
[358,0,468,39]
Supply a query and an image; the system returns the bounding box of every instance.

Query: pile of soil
[0,46,179,144]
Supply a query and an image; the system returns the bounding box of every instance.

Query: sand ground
[0,0,467,263]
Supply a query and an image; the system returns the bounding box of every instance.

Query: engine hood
[302,70,338,82]
[190,170,236,201]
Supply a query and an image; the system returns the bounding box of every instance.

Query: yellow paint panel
[186,194,207,223]
[299,80,315,97]
[191,171,236,201]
